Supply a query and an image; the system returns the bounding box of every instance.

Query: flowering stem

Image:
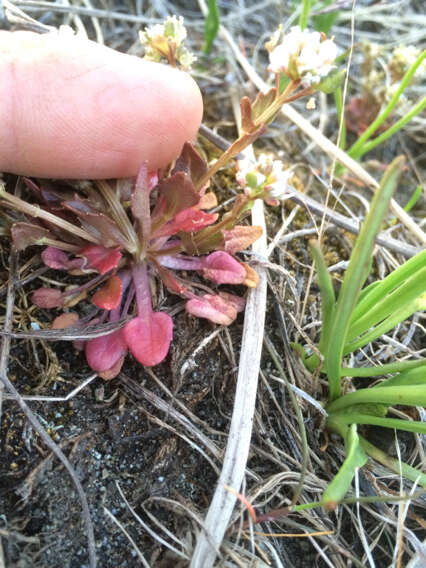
[131,262,152,323]
[195,140,247,191]
[195,81,303,190]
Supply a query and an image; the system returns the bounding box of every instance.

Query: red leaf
[123,312,173,367]
[11,222,52,251]
[31,288,64,308]
[80,245,122,274]
[223,226,263,254]
[172,142,208,187]
[52,312,79,329]
[152,172,200,223]
[202,251,246,284]
[185,294,238,325]
[152,261,188,295]
[92,275,122,310]
[153,208,218,238]
[41,246,85,271]
[85,330,127,373]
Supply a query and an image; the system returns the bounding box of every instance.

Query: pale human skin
[0,31,203,179]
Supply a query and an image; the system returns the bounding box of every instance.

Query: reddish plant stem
[131,262,152,324]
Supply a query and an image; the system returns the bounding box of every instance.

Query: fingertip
[0,32,203,179]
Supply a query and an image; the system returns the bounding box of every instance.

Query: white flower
[236,154,294,201]
[139,15,196,69]
[392,46,420,69]
[236,157,266,188]
[267,26,337,86]
[388,45,425,81]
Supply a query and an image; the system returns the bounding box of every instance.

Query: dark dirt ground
[1,1,425,567]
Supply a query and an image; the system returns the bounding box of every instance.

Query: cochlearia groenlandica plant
[0,19,340,379]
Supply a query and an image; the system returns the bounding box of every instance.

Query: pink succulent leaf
[98,355,125,380]
[156,255,204,271]
[185,294,238,325]
[80,245,122,275]
[51,312,80,329]
[32,287,64,308]
[124,312,173,367]
[152,208,218,238]
[151,172,200,223]
[85,330,128,373]
[223,225,263,254]
[172,142,208,187]
[11,222,53,251]
[92,275,123,310]
[218,291,246,313]
[201,251,246,284]
[41,247,85,271]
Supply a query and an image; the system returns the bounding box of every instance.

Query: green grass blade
[326,156,405,400]
[203,0,220,53]
[329,413,426,435]
[356,97,426,159]
[309,240,336,353]
[341,359,426,377]
[343,294,425,355]
[326,384,426,413]
[322,424,367,509]
[346,267,426,341]
[390,185,423,225]
[334,86,346,150]
[374,365,426,388]
[350,250,426,323]
[359,436,426,487]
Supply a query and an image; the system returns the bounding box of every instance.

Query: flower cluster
[388,45,425,82]
[139,15,196,70]
[266,25,337,86]
[346,42,424,134]
[236,153,294,206]
[1,144,261,379]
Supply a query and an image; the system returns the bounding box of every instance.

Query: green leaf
[341,358,426,377]
[346,267,426,343]
[322,424,367,510]
[203,0,220,53]
[331,414,426,435]
[326,384,426,414]
[309,240,335,353]
[375,365,426,388]
[325,156,405,400]
[317,69,346,94]
[313,6,339,34]
[350,249,426,323]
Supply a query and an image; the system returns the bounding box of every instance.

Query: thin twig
[285,189,421,258]
[191,10,268,561]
